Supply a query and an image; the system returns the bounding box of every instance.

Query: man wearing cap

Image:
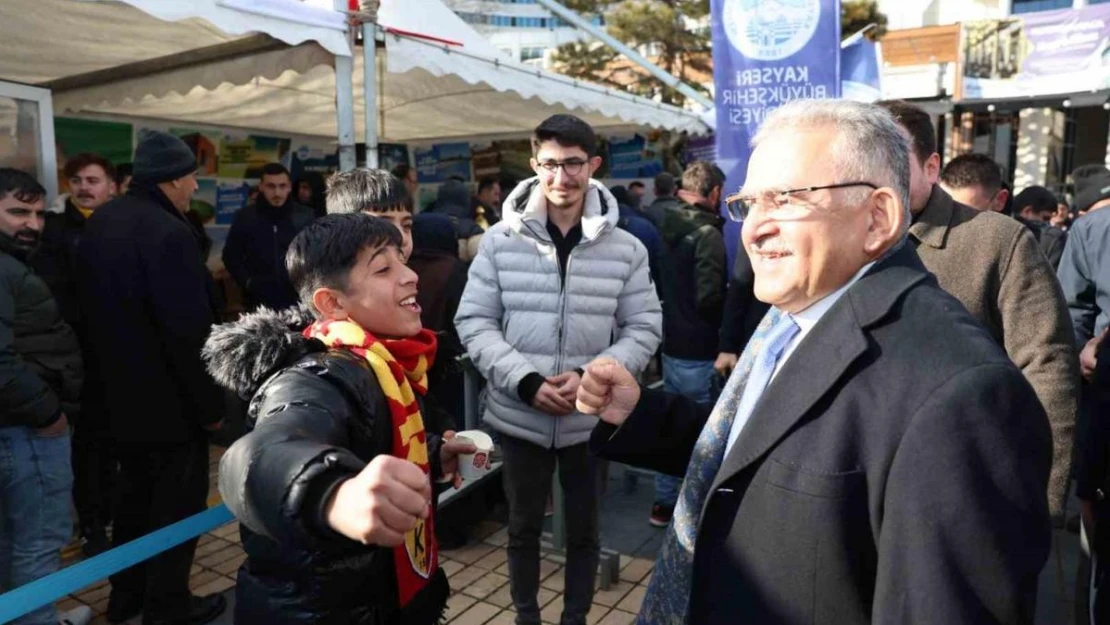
[76,131,226,625]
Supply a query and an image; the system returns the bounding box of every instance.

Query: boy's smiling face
[329,243,422,339]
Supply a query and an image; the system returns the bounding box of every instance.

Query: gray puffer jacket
[455,178,662,449]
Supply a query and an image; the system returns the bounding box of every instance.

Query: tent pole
[363,21,379,169]
[334,0,357,171]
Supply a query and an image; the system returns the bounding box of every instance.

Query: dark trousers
[109,437,209,617]
[72,408,117,534]
[501,435,599,625]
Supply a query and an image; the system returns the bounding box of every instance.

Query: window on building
[1011,0,1072,13]
[521,46,547,61]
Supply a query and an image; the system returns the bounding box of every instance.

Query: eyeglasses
[535,159,588,177]
[724,181,879,222]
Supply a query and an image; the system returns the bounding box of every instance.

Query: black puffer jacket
[0,235,82,428]
[205,306,449,625]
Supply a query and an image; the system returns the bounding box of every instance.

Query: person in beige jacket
[879,100,1079,519]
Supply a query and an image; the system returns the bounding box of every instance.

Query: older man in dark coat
[77,131,226,625]
[577,101,1051,625]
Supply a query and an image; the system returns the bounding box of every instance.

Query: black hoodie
[222,197,315,310]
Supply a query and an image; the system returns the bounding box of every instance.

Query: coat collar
[909,185,955,249]
[705,244,933,498]
[501,177,619,243]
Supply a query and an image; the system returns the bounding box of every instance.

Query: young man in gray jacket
[455,115,661,625]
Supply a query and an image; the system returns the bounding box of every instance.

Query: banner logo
[723,0,822,61]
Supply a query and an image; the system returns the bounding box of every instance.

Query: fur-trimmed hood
[203,305,323,399]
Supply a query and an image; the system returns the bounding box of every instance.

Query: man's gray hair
[751,100,912,237]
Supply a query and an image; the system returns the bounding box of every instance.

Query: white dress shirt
[724,261,876,456]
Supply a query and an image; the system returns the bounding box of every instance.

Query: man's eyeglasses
[535,159,588,177]
[724,181,878,222]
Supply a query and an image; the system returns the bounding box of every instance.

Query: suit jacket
[593,245,1052,625]
[911,185,1078,518]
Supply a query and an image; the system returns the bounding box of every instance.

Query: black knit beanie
[131,130,197,186]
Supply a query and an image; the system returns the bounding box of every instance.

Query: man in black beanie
[76,130,227,625]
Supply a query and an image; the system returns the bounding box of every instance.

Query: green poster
[55,117,133,166]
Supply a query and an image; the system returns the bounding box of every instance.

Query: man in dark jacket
[0,168,91,625]
[644,172,680,229]
[428,179,484,262]
[611,185,665,300]
[409,213,469,428]
[577,100,1051,625]
[222,163,315,311]
[77,131,226,625]
[207,214,473,624]
[1013,185,1068,269]
[32,153,120,557]
[650,161,727,528]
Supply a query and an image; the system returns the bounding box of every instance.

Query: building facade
[442,0,603,66]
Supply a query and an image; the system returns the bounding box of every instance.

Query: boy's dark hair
[326,168,412,215]
[682,160,726,199]
[64,153,117,182]
[629,181,645,191]
[115,162,133,187]
[260,163,291,180]
[940,153,1003,194]
[654,172,676,196]
[477,176,499,193]
[531,114,599,158]
[876,100,937,164]
[286,213,403,314]
[0,168,46,204]
[1014,185,1060,216]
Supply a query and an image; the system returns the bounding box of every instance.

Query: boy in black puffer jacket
[205,214,474,624]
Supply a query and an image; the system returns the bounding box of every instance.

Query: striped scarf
[303,319,439,609]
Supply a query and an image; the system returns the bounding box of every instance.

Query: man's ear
[588,156,603,178]
[311,287,346,320]
[994,188,1010,213]
[865,187,905,257]
[924,153,941,186]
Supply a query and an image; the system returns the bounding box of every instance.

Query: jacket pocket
[765,459,866,499]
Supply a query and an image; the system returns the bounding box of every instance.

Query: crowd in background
[6,99,1110,624]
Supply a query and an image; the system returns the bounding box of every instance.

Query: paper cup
[454,430,494,482]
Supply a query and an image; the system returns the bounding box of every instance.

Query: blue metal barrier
[0,505,234,622]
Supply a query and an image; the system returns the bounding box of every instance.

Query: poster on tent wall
[290,144,339,181]
[217,133,292,179]
[962,5,1110,100]
[379,143,410,172]
[55,117,133,167]
[415,143,473,183]
[606,134,665,179]
[711,0,841,269]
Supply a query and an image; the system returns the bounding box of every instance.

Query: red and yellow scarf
[303,319,439,608]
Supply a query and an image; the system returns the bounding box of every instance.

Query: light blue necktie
[637,310,800,625]
[724,314,800,455]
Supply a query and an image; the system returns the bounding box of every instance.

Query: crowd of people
[2,99,1110,625]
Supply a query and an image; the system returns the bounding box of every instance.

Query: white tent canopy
[3,0,707,142]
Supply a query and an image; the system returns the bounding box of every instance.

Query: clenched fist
[325,455,432,547]
[576,357,642,427]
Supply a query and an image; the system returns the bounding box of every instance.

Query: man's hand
[547,371,582,404]
[34,413,69,437]
[439,431,478,489]
[1081,330,1107,381]
[325,455,432,546]
[576,357,641,427]
[533,382,575,416]
[714,352,738,378]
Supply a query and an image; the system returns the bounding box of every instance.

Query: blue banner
[841,32,882,102]
[712,0,841,269]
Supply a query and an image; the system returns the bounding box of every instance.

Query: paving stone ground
[47,446,1081,625]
